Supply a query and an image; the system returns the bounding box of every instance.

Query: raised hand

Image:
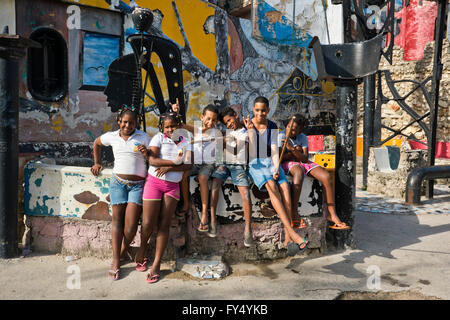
[243,115,254,130]
[169,98,180,113]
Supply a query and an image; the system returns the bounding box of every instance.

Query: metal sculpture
[104,7,186,130]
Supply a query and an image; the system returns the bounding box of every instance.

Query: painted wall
[16,0,120,144]
[24,161,322,221]
[25,162,112,220]
[17,0,341,146]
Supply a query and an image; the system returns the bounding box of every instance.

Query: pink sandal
[135,258,148,272]
[146,271,161,283]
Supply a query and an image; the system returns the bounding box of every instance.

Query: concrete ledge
[23,161,327,262]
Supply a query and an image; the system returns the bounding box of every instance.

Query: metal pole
[362,73,375,190]
[0,51,19,258]
[426,0,448,199]
[0,35,39,259]
[333,80,358,248]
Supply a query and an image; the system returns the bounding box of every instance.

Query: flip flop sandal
[286,238,309,256]
[291,218,306,229]
[197,221,209,232]
[286,242,300,256]
[135,258,148,272]
[146,272,161,284]
[108,269,120,281]
[328,222,351,230]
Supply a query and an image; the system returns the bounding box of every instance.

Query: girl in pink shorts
[135,112,192,283]
[279,114,350,231]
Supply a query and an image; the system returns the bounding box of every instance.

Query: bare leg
[149,195,179,277]
[265,180,306,248]
[135,200,160,264]
[209,178,223,229]
[237,186,252,234]
[309,167,346,227]
[110,204,126,274]
[289,165,304,222]
[180,170,190,212]
[120,202,142,261]
[198,174,210,230]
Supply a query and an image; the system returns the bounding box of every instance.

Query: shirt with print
[100,129,151,178]
[148,132,192,183]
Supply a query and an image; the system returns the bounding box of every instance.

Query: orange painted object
[356,136,363,157]
[314,153,335,169]
[382,138,402,148]
[314,153,335,188]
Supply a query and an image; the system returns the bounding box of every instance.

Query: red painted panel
[408,140,450,159]
[391,0,438,61]
[307,135,323,152]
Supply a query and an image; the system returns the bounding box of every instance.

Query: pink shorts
[143,174,180,201]
[281,161,321,176]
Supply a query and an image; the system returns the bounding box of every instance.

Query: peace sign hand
[243,115,254,130]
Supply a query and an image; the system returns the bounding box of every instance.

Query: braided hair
[116,105,142,129]
[158,111,183,133]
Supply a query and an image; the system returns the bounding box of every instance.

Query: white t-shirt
[278,130,309,149]
[193,128,217,164]
[224,127,248,164]
[148,132,193,183]
[100,129,151,178]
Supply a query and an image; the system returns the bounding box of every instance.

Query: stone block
[176,255,230,279]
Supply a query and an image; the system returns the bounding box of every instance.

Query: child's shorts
[143,174,180,201]
[248,158,288,190]
[281,161,321,175]
[109,174,145,206]
[211,164,249,187]
[191,163,215,177]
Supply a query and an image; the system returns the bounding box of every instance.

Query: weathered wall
[17,0,341,150]
[17,0,119,144]
[357,0,449,146]
[0,0,15,34]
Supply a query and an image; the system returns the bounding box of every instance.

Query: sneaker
[207,223,217,238]
[244,231,254,247]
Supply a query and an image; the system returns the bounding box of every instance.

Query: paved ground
[1,176,449,300]
[1,188,449,300]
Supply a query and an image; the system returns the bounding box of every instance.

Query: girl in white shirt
[134,112,193,283]
[91,105,150,281]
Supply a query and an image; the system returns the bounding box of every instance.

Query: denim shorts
[248,158,288,190]
[211,164,249,187]
[191,163,216,177]
[109,174,145,206]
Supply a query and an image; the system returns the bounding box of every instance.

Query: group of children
[91,96,349,282]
